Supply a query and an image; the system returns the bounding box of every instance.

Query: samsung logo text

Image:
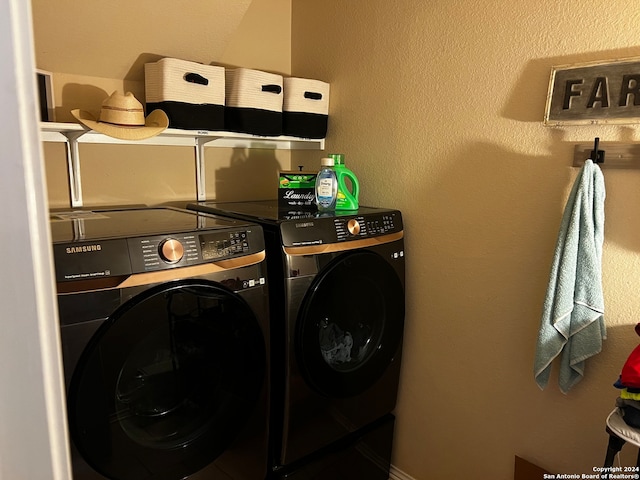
[66,244,102,254]
[295,222,315,229]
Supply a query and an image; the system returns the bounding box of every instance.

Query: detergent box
[278,171,317,209]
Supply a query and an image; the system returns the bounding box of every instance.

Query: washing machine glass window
[296,250,405,398]
[67,279,266,480]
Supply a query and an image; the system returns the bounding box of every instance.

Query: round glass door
[296,250,404,398]
[68,280,266,480]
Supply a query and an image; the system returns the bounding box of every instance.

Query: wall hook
[591,137,605,164]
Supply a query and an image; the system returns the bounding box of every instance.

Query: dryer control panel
[280,210,403,247]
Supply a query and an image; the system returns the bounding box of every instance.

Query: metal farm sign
[544,57,640,125]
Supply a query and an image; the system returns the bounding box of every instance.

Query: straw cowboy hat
[71,91,169,140]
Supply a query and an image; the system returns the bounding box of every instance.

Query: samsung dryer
[51,206,270,480]
[187,200,405,477]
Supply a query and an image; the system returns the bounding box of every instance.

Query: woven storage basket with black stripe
[225,68,283,136]
[283,77,329,139]
[145,58,225,131]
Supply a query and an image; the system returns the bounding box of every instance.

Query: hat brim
[71,109,169,140]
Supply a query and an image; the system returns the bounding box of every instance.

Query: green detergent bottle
[329,153,360,210]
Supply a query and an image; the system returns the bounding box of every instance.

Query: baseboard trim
[389,464,417,480]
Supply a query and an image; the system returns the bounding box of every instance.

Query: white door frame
[0,1,71,479]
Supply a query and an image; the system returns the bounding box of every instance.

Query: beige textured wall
[291,1,640,478]
[33,0,292,208]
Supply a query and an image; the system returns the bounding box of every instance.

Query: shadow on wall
[58,83,146,123]
[406,132,575,387]
[212,148,283,202]
[412,128,640,375]
[125,53,167,83]
[417,129,573,267]
[58,84,108,123]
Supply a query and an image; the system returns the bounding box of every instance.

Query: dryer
[187,200,405,479]
[51,206,270,480]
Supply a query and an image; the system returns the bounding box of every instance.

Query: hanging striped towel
[534,159,606,394]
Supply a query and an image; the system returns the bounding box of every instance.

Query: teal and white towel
[534,159,606,394]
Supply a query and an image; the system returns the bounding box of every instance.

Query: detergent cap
[329,153,345,166]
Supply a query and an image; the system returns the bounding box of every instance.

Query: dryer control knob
[159,238,184,263]
[347,219,361,236]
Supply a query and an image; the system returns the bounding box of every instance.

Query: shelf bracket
[195,137,216,202]
[63,131,87,208]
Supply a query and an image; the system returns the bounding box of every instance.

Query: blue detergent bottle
[315,157,338,211]
[329,153,359,210]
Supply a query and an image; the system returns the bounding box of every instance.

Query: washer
[51,206,270,480]
[187,200,405,478]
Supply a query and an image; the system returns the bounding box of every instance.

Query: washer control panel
[200,230,250,260]
[129,230,251,272]
[52,228,259,282]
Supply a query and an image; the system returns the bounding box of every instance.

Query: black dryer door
[296,250,405,398]
[67,279,266,480]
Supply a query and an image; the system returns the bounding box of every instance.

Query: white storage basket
[145,58,225,130]
[283,77,330,139]
[225,68,283,136]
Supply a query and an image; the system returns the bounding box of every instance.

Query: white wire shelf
[40,122,325,207]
